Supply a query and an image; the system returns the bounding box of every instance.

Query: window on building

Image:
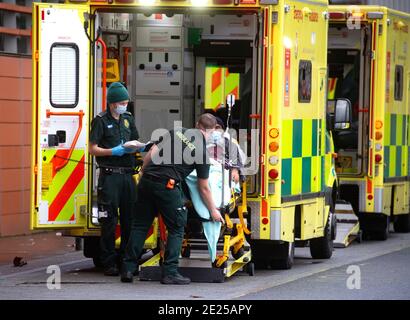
[298,60,312,103]
[50,43,79,108]
[395,65,403,101]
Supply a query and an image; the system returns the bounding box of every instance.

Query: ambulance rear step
[334,200,361,248]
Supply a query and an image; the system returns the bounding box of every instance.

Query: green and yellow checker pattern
[383,114,409,179]
[281,119,325,197]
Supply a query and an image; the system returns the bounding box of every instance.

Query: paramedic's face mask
[114,101,128,115]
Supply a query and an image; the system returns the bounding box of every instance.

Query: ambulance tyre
[310,214,333,259]
[270,242,295,270]
[93,256,104,268]
[393,214,410,233]
[83,237,102,268]
[371,216,390,241]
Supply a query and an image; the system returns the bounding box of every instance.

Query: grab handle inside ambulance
[96,38,107,111]
[46,109,85,172]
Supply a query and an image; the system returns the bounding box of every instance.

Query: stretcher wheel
[246,262,255,276]
[181,244,191,258]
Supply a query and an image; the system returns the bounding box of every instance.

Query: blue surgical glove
[111,144,126,156]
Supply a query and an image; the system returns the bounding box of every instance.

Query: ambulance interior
[327,24,372,176]
[90,10,261,225]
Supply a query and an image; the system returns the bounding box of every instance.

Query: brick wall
[0,55,32,236]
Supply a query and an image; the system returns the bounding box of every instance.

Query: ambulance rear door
[31,3,90,229]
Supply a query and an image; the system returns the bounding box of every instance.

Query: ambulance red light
[240,0,257,4]
[269,142,279,152]
[262,218,269,225]
[375,154,382,163]
[269,169,279,180]
[367,195,374,200]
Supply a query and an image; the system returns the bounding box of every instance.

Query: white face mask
[210,130,223,142]
[114,103,128,115]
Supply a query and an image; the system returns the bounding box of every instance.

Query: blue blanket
[185,159,240,262]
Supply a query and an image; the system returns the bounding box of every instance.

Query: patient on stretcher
[185,121,245,263]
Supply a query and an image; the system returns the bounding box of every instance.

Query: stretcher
[139,180,254,283]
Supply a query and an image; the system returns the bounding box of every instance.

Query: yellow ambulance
[328,4,410,240]
[30,0,346,269]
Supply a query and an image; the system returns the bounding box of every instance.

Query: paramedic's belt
[142,174,179,187]
[99,166,135,175]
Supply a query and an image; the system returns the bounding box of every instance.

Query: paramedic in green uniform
[89,82,140,276]
[121,113,225,284]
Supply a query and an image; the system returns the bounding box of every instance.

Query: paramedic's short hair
[197,113,217,130]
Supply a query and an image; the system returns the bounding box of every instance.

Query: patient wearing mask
[184,117,246,263]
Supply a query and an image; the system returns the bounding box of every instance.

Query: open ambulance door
[31,3,91,230]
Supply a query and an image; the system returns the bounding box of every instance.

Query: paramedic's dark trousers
[123,176,187,276]
[98,173,136,269]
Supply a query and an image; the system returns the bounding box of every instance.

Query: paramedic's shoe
[104,266,119,276]
[120,271,134,283]
[161,273,191,285]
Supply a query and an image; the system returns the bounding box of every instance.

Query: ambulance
[30,0,345,270]
[327,4,410,240]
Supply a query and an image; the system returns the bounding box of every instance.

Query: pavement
[0,232,76,266]
[0,231,410,300]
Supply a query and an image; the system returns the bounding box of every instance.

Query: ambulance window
[298,60,312,103]
[394,65,403,101]
[50,43,79,108]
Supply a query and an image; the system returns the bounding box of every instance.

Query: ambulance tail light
[269,169,279,180]
[262,217,269,225]
[375,131,383,140]
[375,154,382,163]
[269,142,279,152]
[239,0,257,3]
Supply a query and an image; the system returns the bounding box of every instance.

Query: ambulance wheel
[310,214,333,259]
[231,247,245,260]
[393,214,410,233]
[246,262,255,276]
[270,242,295,270]
[371,216,390,241]
[92,256,103,268]
[253,259,269,270]
[181,245,191,258]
